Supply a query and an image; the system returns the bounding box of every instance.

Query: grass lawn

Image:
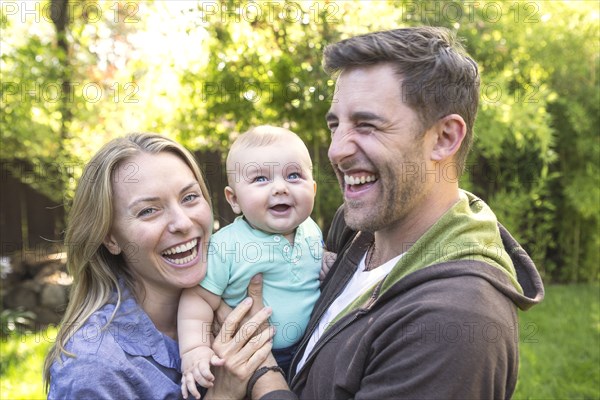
[513,284,600,399]
[0,326,56,399]
[0,285,598,399]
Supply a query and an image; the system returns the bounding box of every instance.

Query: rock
[21,279,42,293]
[33,306,64,326]
[1,247,70,327]
[40,284,68,310]
[4,286,37,310]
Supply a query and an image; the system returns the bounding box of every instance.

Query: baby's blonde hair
[226,125,312,186]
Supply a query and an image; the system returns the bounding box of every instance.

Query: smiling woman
[42,133,273,399]
[103,151,212,299]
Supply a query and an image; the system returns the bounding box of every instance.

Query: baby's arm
[178,286,223,399]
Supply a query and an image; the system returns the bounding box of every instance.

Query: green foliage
[0,308,36,337]
[513,285,600,399]
[175,1,345,225]
[0,326,57,399]
[1,0,598,281]
[457,1,599,282]
[1,7,65,203]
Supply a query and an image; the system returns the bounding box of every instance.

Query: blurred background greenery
[1,0,598,399]
[2,0,598,282]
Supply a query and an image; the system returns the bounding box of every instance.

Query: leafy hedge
[1,1,597,282]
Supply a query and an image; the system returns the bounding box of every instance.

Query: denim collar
[108,281,181,370]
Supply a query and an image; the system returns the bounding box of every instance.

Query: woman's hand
[205,297,275,399]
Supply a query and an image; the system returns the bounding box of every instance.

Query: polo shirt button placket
[283,244,291,264]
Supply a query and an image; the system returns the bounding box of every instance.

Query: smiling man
[247,27,545,400]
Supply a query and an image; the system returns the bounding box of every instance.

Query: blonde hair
[225,125,313,186]
[43,133,211,390]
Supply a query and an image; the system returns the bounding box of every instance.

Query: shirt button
[284,245,290,253]
[274,236,281,242]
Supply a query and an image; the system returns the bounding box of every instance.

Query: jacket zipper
[290,278,386,388]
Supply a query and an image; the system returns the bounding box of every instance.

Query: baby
[178,125,323,398]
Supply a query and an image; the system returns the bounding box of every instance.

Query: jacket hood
[382,190,522,293]
[331,190,544,324]
[376,223,545,312]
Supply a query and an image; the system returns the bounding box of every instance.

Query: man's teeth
[344,175,377,186]
[162,238,198,255]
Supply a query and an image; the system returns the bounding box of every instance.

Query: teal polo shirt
[201,216,323,349]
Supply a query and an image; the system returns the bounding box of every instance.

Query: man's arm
[250,354,293,399]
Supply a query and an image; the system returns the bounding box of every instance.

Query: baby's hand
[320,250,337,281]
[180,346,224,399]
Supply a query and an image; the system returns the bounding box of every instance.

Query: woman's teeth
[162,238,197,255]
[164,246,198,265]
[162,238,199,265]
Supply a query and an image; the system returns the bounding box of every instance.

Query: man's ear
[224,186,242,214]
[103,234,121,255]
[430,114,466,162]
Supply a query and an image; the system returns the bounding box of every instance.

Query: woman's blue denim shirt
[48,283,183,399]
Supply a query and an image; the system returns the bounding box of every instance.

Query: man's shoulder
[380,267,518,322]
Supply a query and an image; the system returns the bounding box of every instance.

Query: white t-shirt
[296,252,403,372]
